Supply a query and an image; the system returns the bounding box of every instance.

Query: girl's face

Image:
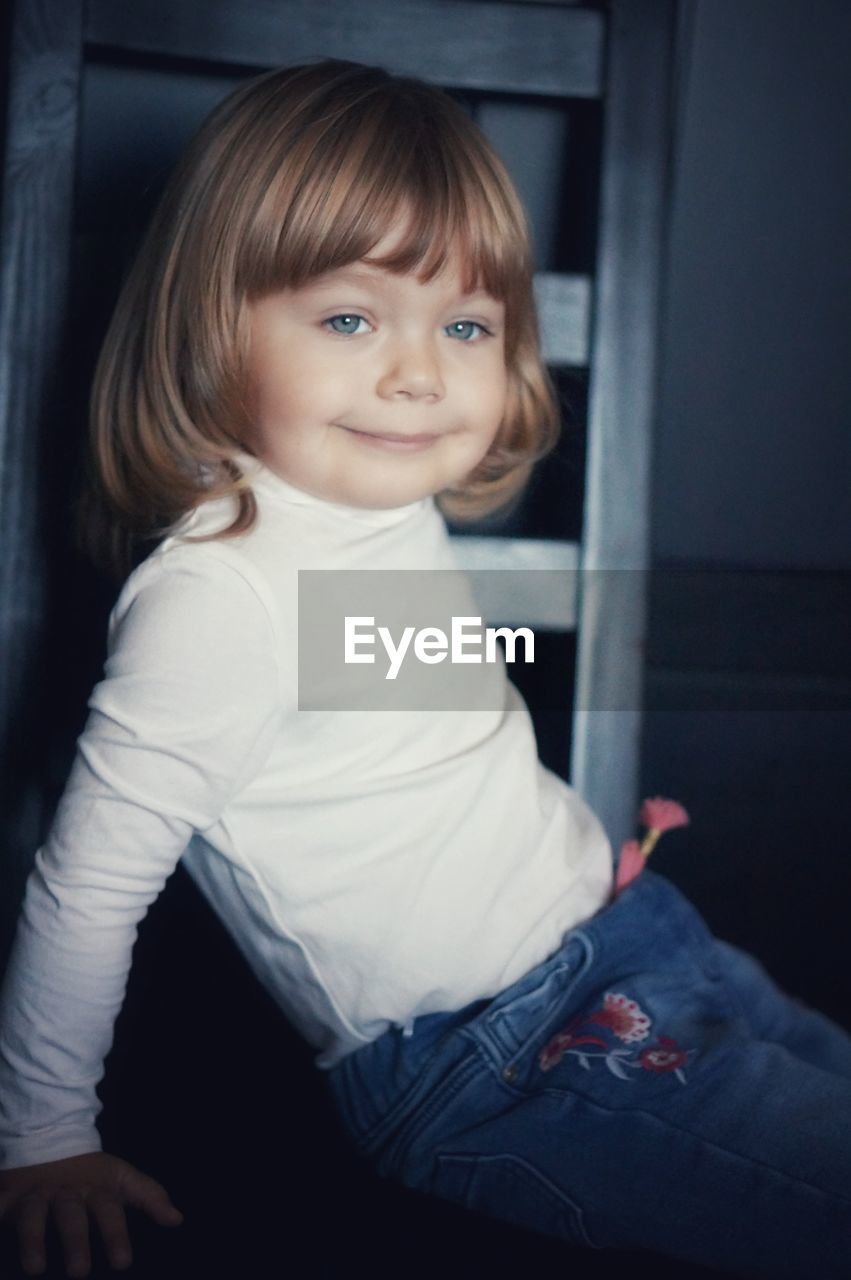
[244,226,509,509]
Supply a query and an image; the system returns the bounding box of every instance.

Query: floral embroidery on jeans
[639,1037,690,1075]
[592,992,652,1042]
[538,992,692,1085]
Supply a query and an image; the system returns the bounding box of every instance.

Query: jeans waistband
[460,927,595,1073]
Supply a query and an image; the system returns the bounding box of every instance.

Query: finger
[87,1193,132,1270]
[121,1170,183,1226]
[15,1192,49,1275]
[51,1190,92,1278]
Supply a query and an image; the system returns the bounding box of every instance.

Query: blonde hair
[79,59,560,580]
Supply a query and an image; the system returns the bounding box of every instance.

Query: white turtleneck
[0,456,612,1168]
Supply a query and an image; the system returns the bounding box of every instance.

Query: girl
[1,58,850,1280]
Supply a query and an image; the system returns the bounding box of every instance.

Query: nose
[376,334,445,402]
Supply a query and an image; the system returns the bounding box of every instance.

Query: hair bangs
[238,85,525,313]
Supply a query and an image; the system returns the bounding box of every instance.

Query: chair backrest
[0,0,677,905]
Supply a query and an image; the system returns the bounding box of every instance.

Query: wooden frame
[83,0,605,97]
[0,0,86,895]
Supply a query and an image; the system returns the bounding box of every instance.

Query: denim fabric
[325,871,851,1278]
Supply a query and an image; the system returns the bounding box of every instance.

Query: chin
[346,484,428,509]
[332,468,435,510]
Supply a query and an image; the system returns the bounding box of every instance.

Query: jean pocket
[431,1151,602,1250]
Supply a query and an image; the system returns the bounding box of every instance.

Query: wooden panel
[534,273,591,367]
[569,0,677,847]
[0,0,84,843]
[450,536,580,574]
[84,0,604,98]
[450,537,579,629]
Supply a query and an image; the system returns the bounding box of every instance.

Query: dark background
[1,1,849,1276]
[642,0,851,1033]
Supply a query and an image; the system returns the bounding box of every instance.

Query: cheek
[254,363,317,428]
[480,366,509,432]
[275,355,349,414]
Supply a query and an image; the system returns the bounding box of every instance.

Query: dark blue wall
[654,0,851,569]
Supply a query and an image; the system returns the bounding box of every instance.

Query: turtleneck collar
[233,450,433,528]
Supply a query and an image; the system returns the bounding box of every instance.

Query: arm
[0,549,281,1269]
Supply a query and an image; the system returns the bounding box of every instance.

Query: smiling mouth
[340,426,441,452]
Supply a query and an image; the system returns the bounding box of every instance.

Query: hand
[0,1151,183,1277]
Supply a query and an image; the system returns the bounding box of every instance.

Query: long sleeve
[0,550,282,1168]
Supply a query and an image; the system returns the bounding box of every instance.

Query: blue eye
[325,314,368,336]
[446,320,487,341]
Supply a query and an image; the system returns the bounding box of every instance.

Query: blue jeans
[325,871,851,1278]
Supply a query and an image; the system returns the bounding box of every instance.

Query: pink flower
[614,839,645,896]
[538,1040,565,1072]
[639,1035,689,1073]
[639,797,690,834]
[538,1030,576,1071]
[590,993,651,1043]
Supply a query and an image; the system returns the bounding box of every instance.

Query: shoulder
[112,538,281,644]
[103,541,286,703]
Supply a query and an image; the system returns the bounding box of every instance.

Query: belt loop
[401,1017,416,1038]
